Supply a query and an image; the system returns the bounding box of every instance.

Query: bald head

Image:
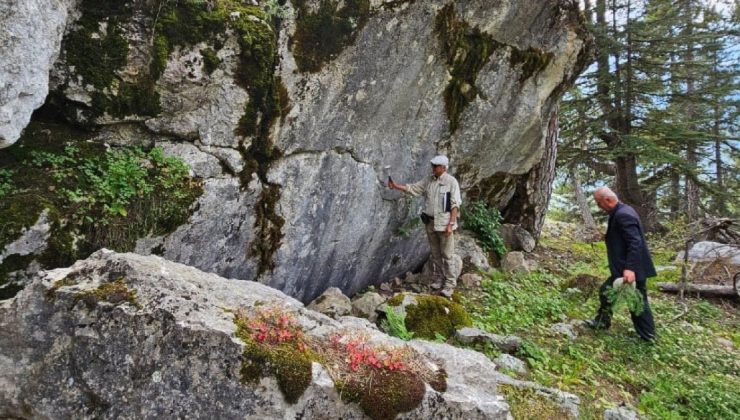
[593,187,619,212]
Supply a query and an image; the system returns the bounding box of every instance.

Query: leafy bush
[461,201,506,256]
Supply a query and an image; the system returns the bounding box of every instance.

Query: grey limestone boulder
[0,250,521,419]
[604,406,639,420]
[455,327,523,354]
[501,251,533,273]
[2,0,592,304]
[501,224,536,253]
[550,322,578,340]
[676,241,740,266]
[0,0,76,147]
[351,291,386,322]
[494,354,528,375]
[307,286,352,318]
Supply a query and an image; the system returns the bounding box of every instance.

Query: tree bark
[570,166,597,230]
[657,282,739,299]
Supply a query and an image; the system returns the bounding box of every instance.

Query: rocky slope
[0,250,580,419]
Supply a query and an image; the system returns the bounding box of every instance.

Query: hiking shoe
[440,288,454,299]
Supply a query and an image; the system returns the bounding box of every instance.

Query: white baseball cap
[430,155,449,167]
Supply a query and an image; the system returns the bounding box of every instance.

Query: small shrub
[461,201,507,256]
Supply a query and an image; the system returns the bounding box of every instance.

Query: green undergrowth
[461,201,507,257]
[0,121,202,295]
[460,228,740,419]
[498,384,572,419]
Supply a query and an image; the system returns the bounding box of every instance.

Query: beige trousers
[424,222,456,289]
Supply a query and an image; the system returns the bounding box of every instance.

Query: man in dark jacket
[587,187,657,341]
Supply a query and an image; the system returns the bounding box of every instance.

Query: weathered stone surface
[3,0,591,304]
[460,273,483,288]
[604,406,639,420]
[135,177,261,281]
[455,327,523,354]
[501,224,536,252]
[501,251,531,273]
[676,241,740,266]
[0,0,75,147]
[494,354,527,375]
[550,322,578,340]
[351,291,386,322]
[456,231,492,271]
[307,287,352,318]
[0,250,521,419]
[0,209,51,265]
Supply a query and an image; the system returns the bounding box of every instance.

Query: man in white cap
[389,155,462,297]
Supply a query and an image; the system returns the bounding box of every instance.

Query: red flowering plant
[240,305,308,351]
[234,305,313,404]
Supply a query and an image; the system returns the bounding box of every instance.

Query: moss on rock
[434,4,500,134]
[338,370,426,420]
[78,279,138,309]
[388,294,472,340]
[292,0,370,73]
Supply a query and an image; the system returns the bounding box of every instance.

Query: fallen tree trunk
[656,282,739,299]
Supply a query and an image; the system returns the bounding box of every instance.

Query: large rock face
[0,250,536,418]
[0,0,591,302]
[0,0,76,147]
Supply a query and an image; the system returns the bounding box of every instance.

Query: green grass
[462,228,740,419]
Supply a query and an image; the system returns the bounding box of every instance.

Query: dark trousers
[595,276,656,341]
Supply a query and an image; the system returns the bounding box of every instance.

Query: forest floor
[457,220,740,419]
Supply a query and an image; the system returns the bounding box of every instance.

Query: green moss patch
[388,294,472,340]
[292,0,371,73]
[337,370,426,420]
[78,279,138,309]
[499,384,572,419]
[59,0,161,121]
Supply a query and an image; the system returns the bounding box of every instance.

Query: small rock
[565,288,581,295]
[716,337,735,350]
[350,292,386,323]
[459,273,483,288]
[604,406,639,420]
[306,287,351,319]
[501,252,529,273]
[501,224,536,252]
[494,354,527,375]
[392,277,403,287]
[550,323,577,340]
[379,282,393,292]
[455,327,522,354]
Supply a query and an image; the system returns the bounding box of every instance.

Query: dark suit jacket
[605,202,657,282]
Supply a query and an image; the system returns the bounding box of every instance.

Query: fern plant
[381,308,414,341]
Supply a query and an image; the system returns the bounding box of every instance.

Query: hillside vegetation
[460,221,739,419]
